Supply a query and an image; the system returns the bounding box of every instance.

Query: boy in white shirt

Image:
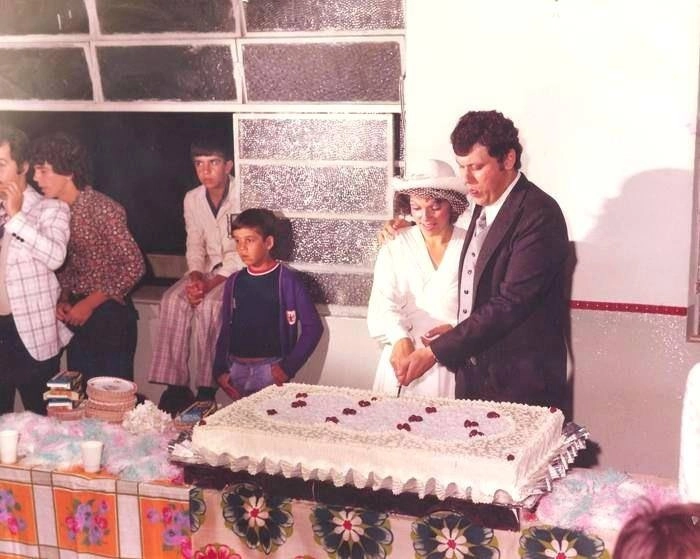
[148,138,242,413]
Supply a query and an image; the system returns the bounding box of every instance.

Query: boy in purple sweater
[214,208,323,399]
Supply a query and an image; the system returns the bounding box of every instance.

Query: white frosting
[191,383,564,503]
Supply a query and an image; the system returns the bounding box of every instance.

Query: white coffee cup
[0,430,19,464]
[80,440,104,473]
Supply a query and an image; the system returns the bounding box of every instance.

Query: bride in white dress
[367,160,470,398]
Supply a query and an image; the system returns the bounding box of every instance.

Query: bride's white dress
[367,225,466,398]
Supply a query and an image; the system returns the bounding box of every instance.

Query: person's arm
[366,241,412,345]
[86,199,145,303]
[213,274,244,398]
[184,189,208,275]
[56,288,72,322]
[61,291,110,326]
[203,273,226,296]
[430,204,569,370]
[377,217,413,245]
[4,193,70,271]
[217,178,243,278]
[212,275,235,377]
[216,374,242,400]
[186,271,227,307]
[277,271,324,378]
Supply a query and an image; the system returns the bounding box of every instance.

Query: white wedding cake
[191,383,565,504]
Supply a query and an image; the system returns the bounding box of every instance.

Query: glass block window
[0,47,92,100]
[97,45,237,101]
[240,164,389,214]
[95,0,237,34]
[289,218,382,266]
[242,41,401,103]
[235,114,393,218]
[299,271,373,307]
[245,0,404,33]
[239,117,390,161]
[0,0,88,35]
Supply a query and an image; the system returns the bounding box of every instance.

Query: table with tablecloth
[0,411,189,559]
[0,410,680,559]
[183,466,679,559]
[0,463,190,559]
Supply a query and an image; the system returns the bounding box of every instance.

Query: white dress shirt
[184,176,242,278]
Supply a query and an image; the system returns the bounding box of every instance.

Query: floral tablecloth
[187,469,679,559]
[0,463,190,559]
[0,411,189,558]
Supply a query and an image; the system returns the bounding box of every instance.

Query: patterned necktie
[474,211,488,251]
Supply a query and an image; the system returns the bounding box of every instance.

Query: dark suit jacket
[430,174,569,409]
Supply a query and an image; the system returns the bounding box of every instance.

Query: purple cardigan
[213,264,323,379]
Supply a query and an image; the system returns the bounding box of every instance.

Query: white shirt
[184,176,242,278]
[482,171,521,228]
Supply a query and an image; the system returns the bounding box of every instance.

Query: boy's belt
[231,356,270,363]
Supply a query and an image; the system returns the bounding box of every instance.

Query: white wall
[404,0,700,305]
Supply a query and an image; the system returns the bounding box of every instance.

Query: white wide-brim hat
[392,159,469,217]
[391,159,467,194]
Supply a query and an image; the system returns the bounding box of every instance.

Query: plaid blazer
[4,188,72,361]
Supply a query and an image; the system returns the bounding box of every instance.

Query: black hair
[29,132,91,189]
[230,208,279,241]
[190,136,232,161]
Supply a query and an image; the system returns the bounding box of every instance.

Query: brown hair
[613,500,700,559]
[395,192,465,224]
[30,132,91,189]
[450,110,523,170]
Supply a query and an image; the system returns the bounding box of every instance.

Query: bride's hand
[420,324,453,346]
[390,338,415,374]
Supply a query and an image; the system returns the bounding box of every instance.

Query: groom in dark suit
[398,111,569,410]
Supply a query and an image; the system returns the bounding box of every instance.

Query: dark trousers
[65,297,138,387]
[0,314,60,415]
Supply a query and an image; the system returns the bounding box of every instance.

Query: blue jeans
[227,357,280,397]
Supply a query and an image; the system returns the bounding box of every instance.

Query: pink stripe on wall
[570,301,687,316]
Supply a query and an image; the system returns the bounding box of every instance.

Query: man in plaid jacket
[0,125,72,414]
